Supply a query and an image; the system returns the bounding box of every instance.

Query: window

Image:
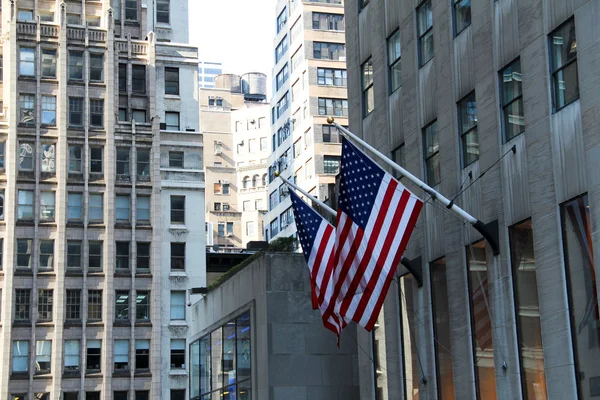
[40,191,55,221]
[66,192,82,221]
[157,0,169,23]
[12,341,28,372]
[67,146,82,173]
[39,240,54,270]
[114,0,121,20]
[16,240,32,269]
[89,241,103,270]
[69,98,83,126]
[388,29,402,93]
[90,147,103,174]
[35,340,52,373]
[500,59,524,141]
[550,18,578,110]
[86,392,101,400]
[113,295,129,325]
[41,144,56,173]
[171,390,185,400]
[165,67,179,95]
[280,207,293,228]
[323,156,341,174]
[276,92,290,119]
[116,195,130,222]
[132,65,146,93]
[64,340,80,370]
[135,243,150,272]
[171,243,185,270]
[275,35,288,64]
[391,144,405,178]
[136,291,150,321]
[423,120,440,185]
[322,125,344,143]
[17,190,34,219]
[277,7,288,33]
[66,241,82,271]
[361,59,374,116]
[318,98,348,116]
[170,291,185,320]
[66,289,81,320]
[18,9,33,20]
[114,392,128,400]
[170,339,185,369]
[223,183,230,194]
[119,63,127,91]
[86,340,102,371]
[135,340,150,369]
[37,289,53,321]
[276,64,289,91]
[137,196,150,222]
[114,340,129,370]
[227,222,234,236]
[67,13,80,24]
[509,220,547,399]
[15,289,31,321]
[41,96,56,125]
[270,218,279,236]
[116,147,130,176]
[170,196,185,224]
[69,51,83,80]
[453,0,471,35]
[119,108,127,121]
[169,151,184,168]
[0,239,3,269]
[0,142,4,169]
[113,241,130,271]
[132,109,147,123]
[18,142,34,170]
[417,0,434,67]
[260,137,267,151]
[137,148,150,178]
[19,48,35,76]
[20,94,35,125]
[312,12,344,31]
[313,42,346,60]
[136,392,149,400]
[246,221,255,236]
[317,68,347,87]
[165,112,180,130]
[88,290,102,321]
[89,193,103,222]
[41,49,57,78]
[458,92,478,166]
[125,0,138,20]
[64,393,79,400]
[560,195,600,397]
[90,99,104,127]
[89,53,104,82]
[218,222,225,237]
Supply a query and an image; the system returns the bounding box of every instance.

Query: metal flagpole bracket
[400,256,423,287]
[473,219,500,256]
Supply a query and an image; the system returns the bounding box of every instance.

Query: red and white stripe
[323,173,423,331]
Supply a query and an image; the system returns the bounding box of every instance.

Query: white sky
[188,0,275,86]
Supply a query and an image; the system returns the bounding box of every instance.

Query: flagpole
[275,171,337,218]
[327,117,500,255]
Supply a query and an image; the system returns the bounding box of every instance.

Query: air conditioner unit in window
[159,122,167,130]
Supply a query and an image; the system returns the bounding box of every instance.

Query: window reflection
[509,220,547,399]
[401,276,421,399]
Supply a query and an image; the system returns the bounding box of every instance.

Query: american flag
[323,138,423,331]
[289,189,345,336]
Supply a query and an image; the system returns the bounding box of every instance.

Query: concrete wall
[189,252,361,400]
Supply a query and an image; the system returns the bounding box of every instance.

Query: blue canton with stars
[338,137,386,230]
[290,190,327,261]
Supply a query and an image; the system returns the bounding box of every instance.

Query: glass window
[423,120,440,186]
[132,109,147,123]
[509,220,547,399]
[171,339,185,369]
[0,142,5,169]
[69,51,83,80]
[317,68,347,87]
[87,290,103,322]
[69,97,83,126]
[41,96,56,125]
[501,59,524,141]
[64,340,80,370]
[550,19,578,110]
[41,49,56,78]
[169,151,184,168]
[417,0,433,67]
[90,99,104,127]
[157,0,169,23]
[170,196,185,224]
[275,35,288,64]
[114,339,129,370]
[135,340,150,369]
[453,0,471,35]
[35,340,52,373]
[17,190,34,219]
[66,289,81,320]
[113,0,121,20]
[276,64,289,91]
[68,146,82,173]
[560,195,599,398]
[125,0,138,20]
[16,240,32,269]
[318,98,348,117]
[277,7,288,34]
[388,29,402,93]
[116,241,130,270]
[362,59,374,116]
[20,94,35,125]
[116,195,130,222]
[137,196,150,222]
[89,193,103,222]
[313,42,346,61]
[67,192,82,221]
[116,147,130,176]
[18,9,33,20]
[165,112,180,131]
[458,92,478,166]
[40,191,55,221]
[39,240,54,270]
[137,242,150,271]
[15,289,31,320]
[67,241,82,270]
[171,390,185,400]
[89,53,104,82]
[115,291,130,321]
[119,63,127,91]
[19,48,34,76]
[90,147,103,174]
[165,67,179,95]
[132,65,146,93]
[41,144,56,173]
[170,291,185,320]
[18,142,34,170]
[86,340,101,371]
[137,148,150,178]
[312,12,344,31]
[37,290,53,321]
[323,155,341,174]
[136,291,150,321]
[12,341,29,372]
[66,13,80,24]
[119,108,127,121]
[171,243,185,270]
[88,241,103,270]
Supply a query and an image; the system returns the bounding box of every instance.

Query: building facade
[266,0,348,243]
[0,0,204,399]
[343,1,600,400]
[198,61,223,89]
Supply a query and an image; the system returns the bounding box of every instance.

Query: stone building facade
[0,0,204,399]
[343,0,600,399]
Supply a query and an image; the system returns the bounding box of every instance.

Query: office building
[344,1,600,399]
[266,0,348,243]
[198,61,223,89]
[0,0,204,399]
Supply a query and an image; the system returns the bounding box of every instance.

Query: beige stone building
[0,0,204,399]
[266,0,348,243]
[202,73,269,253]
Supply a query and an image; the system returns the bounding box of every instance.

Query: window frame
[361,58,374,116]
[66,289,82,320]
[500,57,525,142]
[165,67,179,95]
[170,242,185,270]
[41,49,57,78]
[457,91,479,167]
[38,289,53,321]
[68,51,84,80]
[89,52,104,82]
[417,0,434,67]
[452,0,471,37]
[422,119,440,186]
[87,290,103,322]
[387,28,402,94]
[549,17,579,112]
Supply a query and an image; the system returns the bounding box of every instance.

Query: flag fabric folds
[289,190,345,336]
[323,137,424,331]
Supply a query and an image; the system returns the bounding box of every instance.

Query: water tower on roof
[214,74,242,93]
[241,72,267,102]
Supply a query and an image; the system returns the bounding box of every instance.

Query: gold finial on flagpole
[327,116,335,124]
[274,171,280,177]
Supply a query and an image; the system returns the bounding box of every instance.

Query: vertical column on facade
[0,2,18,396]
